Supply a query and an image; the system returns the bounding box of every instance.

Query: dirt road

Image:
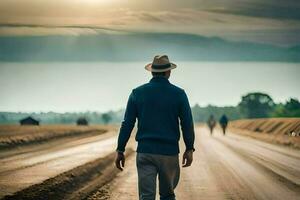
[0,131,117,198]
[95,127,300,200]
[1,126,299,200]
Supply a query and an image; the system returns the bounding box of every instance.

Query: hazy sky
[0,1,299,113]
[0,62,299,113]
[0,0,300,45]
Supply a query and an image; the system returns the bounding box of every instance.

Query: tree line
[0,92,299,125]
[193,92,300,122]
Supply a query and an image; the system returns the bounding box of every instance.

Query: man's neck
[152,76,168,79]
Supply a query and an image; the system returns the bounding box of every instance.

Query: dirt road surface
[1,126,299,200]
[0,131,117,198]
[99,127,300,200]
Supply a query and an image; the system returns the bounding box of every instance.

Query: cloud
[0,24,129,36]
[0,27,96,36]
[0,0,300,45]
[138,13,164,23]
[203,0,300,20]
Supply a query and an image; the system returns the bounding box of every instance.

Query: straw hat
[145,55,177,72]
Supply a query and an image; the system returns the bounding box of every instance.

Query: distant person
[115,55,195,200]
[219,114,229,135]
[207,115,216,135]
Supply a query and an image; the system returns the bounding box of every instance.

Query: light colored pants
[136,153,180,200]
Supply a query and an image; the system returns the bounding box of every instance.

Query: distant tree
[272,103,285,117]
[272,98,300,117]
[102,113,112,124]
[191,104,242,122]
[285,98,300,111]
[238,92,275,118]
[0,114,7,124]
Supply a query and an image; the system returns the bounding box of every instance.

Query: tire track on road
[214,131,300,186]
[206,129,300,200]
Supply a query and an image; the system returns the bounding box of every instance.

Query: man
[207,114,216,135]
[219,114,229,135]
[115,55,195,200]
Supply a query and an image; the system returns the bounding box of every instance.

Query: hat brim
[145,63,177,72]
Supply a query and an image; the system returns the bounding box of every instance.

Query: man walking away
[207,114,216,135]
[115,55,195,200]
[219,114,229,135]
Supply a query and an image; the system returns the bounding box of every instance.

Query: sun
[82,0,117,4]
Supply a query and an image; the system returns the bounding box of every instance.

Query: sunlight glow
[78,0,119,5]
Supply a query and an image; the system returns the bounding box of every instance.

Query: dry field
[230,118,300,148]
[0,125,113,149]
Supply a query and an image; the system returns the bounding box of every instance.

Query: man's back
[117,76,195,155]
[133,76,194,155]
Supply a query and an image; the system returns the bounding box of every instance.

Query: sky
[0,0,300,45]
[0,1,300,113]
[0,62,299,113]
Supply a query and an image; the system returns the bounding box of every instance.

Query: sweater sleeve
[179,91,195,152]
[116,90,137,152]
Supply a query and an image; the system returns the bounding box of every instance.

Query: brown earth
[0,125,112,149]
[2,149,134,200]
[229,118,300,148]
[0,125,122,198]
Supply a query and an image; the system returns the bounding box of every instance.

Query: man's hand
[182,150,193,167]
[115,152,125,171]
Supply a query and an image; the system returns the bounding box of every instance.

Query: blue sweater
[117,76,195,155]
